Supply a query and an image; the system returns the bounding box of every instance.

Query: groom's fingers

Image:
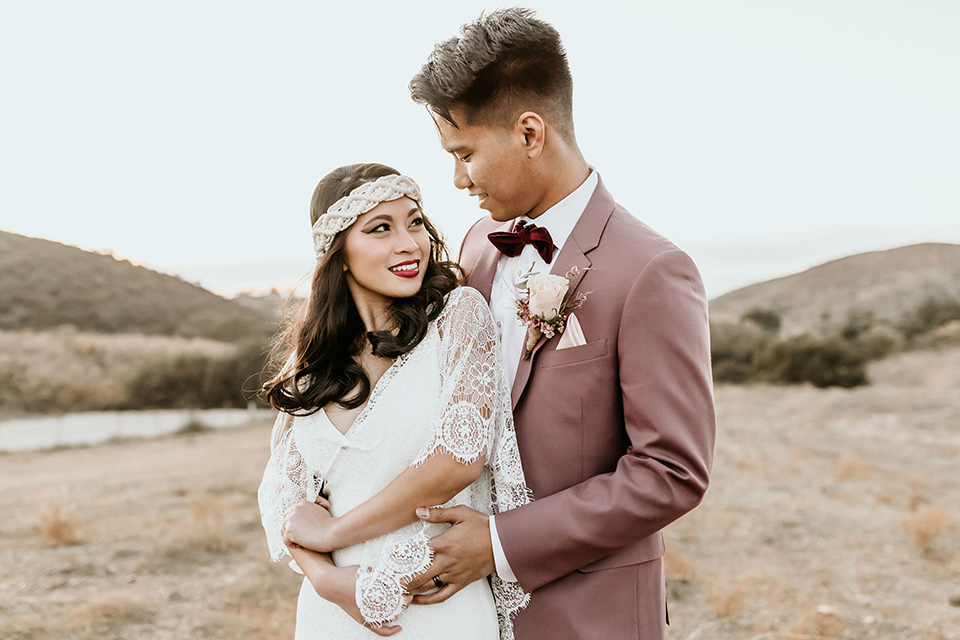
[410,583,459,605]
[405,506,494,605]
[415,505,468,524]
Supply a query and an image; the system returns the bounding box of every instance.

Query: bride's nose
[394,228,420,253]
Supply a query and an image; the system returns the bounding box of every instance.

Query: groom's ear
[516,111,546,159]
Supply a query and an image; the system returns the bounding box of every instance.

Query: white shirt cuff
[489,515,518,583]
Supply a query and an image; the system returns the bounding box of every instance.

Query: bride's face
[342,196,431,309]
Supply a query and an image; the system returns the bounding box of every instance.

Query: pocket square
[556,312,587,350]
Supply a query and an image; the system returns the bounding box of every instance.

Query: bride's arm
[283,452,485,552]
[283,288,498,554]
[288,545,403,637]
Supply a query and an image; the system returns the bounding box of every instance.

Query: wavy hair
[263,163,461,419]
[409,7,575,141]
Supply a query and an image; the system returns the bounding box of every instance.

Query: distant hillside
[710,243,960,335]
[0,231,275,340]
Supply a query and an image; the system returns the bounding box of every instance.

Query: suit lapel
[465,220,511,302]
[509,176,615,409]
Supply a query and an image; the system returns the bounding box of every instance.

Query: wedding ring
[432,575,444,589]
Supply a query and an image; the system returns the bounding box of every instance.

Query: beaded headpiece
[311,174,422,259]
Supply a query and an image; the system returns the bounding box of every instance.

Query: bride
[257,163,530,639]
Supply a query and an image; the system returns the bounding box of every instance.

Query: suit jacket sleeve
[493,248,716,592]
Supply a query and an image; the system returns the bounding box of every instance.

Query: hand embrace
[283,495,339,553]
[402,505,495,604]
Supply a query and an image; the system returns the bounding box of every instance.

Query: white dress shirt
[487,169,599,582]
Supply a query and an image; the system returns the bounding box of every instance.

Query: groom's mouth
[471,192,488,208]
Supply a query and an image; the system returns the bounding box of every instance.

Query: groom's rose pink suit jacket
[459,176,716,639]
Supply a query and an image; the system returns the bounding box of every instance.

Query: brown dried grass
[78,597,156,631]
[35,502,81,546]
[834,453,870,482]
[0,330,236,413]
[902,505,956,555]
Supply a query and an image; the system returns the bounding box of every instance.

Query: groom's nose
[453,160,472,190]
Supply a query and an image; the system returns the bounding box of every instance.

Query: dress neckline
[327,349,412,439]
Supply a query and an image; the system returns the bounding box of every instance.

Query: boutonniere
[515,266,589,360]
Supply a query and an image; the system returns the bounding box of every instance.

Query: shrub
[712,359,753,384]
[840,310,875,340]
[753,334,868,388]
[900,298,960,339]
[849,324,905,360]
[741,308,782,333]
[710,321,768,384]
[36,503,81,546]
[125,339,270,410]
[177,309,274,343]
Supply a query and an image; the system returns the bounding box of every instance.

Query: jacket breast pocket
[538,339,608,368]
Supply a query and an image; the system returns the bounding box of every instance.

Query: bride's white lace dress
[258,287,530,639]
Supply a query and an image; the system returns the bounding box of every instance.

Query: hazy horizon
[157,235,960,301]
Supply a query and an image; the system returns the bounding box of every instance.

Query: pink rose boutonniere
[515,267,589,359]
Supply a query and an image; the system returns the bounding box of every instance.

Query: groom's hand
[403,505,495,604]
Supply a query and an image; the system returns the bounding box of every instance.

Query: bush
[125,339,270,410]
[849,324,905,360]
[177,309,275,343]
[840,310,875,340]
[712,360,753,384]
[710,321,768,384]
[753,334,868,388]
[741,308,781,333]
[900,299,960,339]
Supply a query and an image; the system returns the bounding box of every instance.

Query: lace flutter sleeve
[257,411,321,570]
[412,287,504,467]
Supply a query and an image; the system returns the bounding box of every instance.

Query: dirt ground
[1,349,958,639]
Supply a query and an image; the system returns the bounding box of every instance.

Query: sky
[1,1,958,299]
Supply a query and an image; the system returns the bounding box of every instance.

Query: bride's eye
[410,217,424,228]
[368,223,390,233]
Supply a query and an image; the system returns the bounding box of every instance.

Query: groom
[404,8,716,639]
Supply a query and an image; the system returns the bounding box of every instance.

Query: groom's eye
[458,154,471,163]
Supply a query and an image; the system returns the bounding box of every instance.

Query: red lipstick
[388,260,420,278]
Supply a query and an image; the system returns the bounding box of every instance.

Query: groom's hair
[409,8,575,141]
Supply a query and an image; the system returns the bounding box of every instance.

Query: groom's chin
[488,207,521,223]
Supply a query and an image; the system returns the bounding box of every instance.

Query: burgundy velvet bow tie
[487,221,556,263]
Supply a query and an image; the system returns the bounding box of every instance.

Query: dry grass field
[0,330,237,417]
[1,348,958,639]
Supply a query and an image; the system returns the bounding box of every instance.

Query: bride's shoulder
[437,286,494,331]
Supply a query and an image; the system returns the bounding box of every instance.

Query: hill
[0,231,274,340]
[709,243,960,335]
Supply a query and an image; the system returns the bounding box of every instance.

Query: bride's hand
[283,495,340,552]
[293,550,404,638]
[323,564,406,637]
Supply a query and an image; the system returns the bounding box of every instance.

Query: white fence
[0,407,275,452]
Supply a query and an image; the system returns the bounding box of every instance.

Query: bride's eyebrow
[362,214,393,228]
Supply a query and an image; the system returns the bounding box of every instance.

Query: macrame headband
[312,174,422,259]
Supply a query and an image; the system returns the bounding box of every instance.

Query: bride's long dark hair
[263,163,461,416]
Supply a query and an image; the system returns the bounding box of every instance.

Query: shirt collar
[516,168,598,259]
